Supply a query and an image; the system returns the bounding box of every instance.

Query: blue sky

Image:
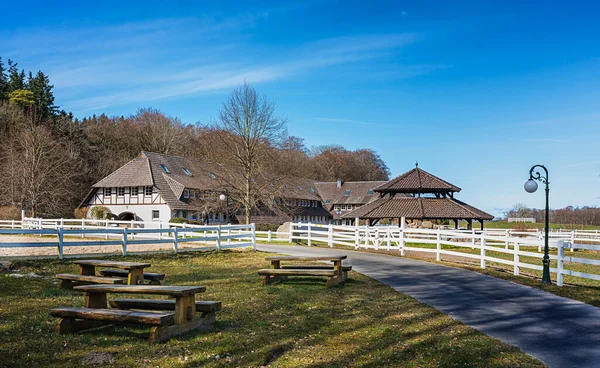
[2,0,599,217]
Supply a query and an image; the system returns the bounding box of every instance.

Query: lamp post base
[542,258,552,285]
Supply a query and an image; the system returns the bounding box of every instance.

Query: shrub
[169,217,188,224]
[0,206,21,220]
[255,223,280,232]
[90,206,111,220]
[73,207,88,219]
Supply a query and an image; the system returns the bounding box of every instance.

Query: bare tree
[213,83,287,224]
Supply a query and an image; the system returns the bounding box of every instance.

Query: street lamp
[524,164,551,285]
[219,189,229,224]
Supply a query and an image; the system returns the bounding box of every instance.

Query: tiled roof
[93,157,153,188]
[314,181,386,211]
[374,166,461,193]
[342,196,493,220]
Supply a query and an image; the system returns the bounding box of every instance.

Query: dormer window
[182,168,192,176]
[309,187,315,193]
[297,186,303,191]
[344,189,351,196]
[160,164,170,174]
[145,186,153,196]
[209,172,216,179]
[367,189,374,195]
[325,199,331,204]
[183,189,189,199]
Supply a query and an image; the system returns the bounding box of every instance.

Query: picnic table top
[265,255,347,262]
[73,260,152,269]
[73,284,205,296]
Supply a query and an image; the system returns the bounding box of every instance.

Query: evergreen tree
[28,70,57,119]
[0,57,8,100]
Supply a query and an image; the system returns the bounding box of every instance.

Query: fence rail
[289,222,600,287]
[0,218,256,259]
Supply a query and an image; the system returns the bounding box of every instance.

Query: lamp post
[524,164,552,285]
[219,189,229,224]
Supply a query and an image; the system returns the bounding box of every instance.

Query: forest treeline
[0,58,390,218]
[504,204,600,226]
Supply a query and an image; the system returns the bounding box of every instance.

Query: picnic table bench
[50,284,220,343]
[57,260,164,288]
[258,255,349,287]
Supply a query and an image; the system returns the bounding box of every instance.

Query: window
[131,187,139,196]
[145,186,153,196]
[325,199,331,204]
[209,172,216,179]
[183,189,189,199]
[341,205,346,210]
[117,188,125,196]
[297,185,303,191]
[182,167,192,176]
[160,164,170,174]
[344,189,351,196]
[104,188,111,196]
[152,210,159,220]
[367,189,374,195]
[309,187,315,193]
[190,190,195,198]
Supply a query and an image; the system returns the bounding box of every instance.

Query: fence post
[122,228,128,256]
[268,230,272,243]
[251,223,256,251]
[386,228,391,250]
[81,218,85,238]
[39,218,42,236]
[436,228,442,262]
[105,220,109,240]
[400,218,406,256]
[328,225,333,247]
[570,231,575,252]
[216,225,221,251]
[557,240,565,286]
[289,223,294,243]
[158,222,163,240]
[173,227,179,253]
[57,228,64,260]
[130,220,135,240]
[514,241,520,275]
[505,230,509,250]
[471,229,475,249]
[227,228,231,246]
[307,223,312,247]
[480,233,486,269]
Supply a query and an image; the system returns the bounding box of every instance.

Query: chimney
[336,178,342,189]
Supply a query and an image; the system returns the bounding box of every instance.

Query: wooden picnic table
[51,284,217,343]
[74,259,152,285]
[260,255,349,287]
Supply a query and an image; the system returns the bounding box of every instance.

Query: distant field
[460,222,600,231]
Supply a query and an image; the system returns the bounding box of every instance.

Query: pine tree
[0,57,8,100]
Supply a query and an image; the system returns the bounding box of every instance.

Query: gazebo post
[479,220,484,231]
[454,219,459,229]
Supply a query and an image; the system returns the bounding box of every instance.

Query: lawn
[0,250,544,367]
[460,221,600,231]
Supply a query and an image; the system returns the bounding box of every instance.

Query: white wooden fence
[289,222,600,287]
[0,217,256,259]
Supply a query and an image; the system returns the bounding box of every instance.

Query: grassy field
[0,250,545,368]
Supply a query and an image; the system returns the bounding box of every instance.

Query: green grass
[0,250,544,367]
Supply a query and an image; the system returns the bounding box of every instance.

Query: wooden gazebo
[343,164,493,229]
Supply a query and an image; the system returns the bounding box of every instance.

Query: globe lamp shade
[524,179,538,193]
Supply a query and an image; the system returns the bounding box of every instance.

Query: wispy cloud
[1,13,433,114]
[524,138,569,143]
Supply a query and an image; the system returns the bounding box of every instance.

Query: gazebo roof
[374,164,461,194]
[342,196,493,221]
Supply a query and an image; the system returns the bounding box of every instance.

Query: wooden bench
[259,255,349,287]
[100,269,166,285]
[51,285,217,343]
[56,274,124,289]
[110,299,221,317]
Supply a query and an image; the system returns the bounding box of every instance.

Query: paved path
[257,244,600,368]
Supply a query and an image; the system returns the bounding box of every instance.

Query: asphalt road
[257,244,600,368]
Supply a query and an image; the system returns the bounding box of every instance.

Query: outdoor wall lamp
[524,165,552,285]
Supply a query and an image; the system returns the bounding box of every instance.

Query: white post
[39,218,42,236]
[173,227,179,253]
[504,229,509,250]
[251,223,256,251]
[268,230,272,243]
[11,219,15,229]
[386,228,391,250]
[570,231,575,252]
[57,228,64,260]
[328,225,333,248]
[400,217,406,256]
[510,241,518,275]
[204,230,207,244]
[307,223,312,247]
[122,228,128,256]
[375,228,380,250]
[354,225,360,249]
[81,218,85,238]
[158,222,163,240]
[216,225,221,251]
[227,228,231,246]
[557,240,565,287]
[131,220,135,240]
[436,228,442,262]
[289,222,294,243]
[105,220,109,240]
[480,233,486,269]
[471,229,475,249]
